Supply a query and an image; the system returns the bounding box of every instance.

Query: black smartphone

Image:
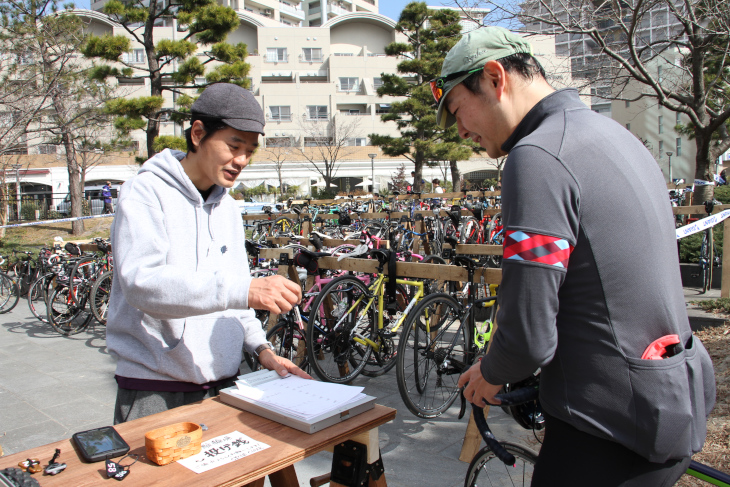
[72,426,130,463]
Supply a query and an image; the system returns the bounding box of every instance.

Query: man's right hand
[248,275,301,314]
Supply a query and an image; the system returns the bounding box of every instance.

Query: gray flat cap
[191,83,265,135]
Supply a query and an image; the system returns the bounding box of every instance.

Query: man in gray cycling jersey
[441,27,716,485]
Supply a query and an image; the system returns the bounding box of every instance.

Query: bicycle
[396,255,498,418]
[306,248,426,384]
[463,380,730,487]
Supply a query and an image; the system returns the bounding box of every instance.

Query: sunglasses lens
[430,80,443,103]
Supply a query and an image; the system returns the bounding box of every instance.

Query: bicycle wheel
[307,275,374,384]
[396,292,469,418]
[267,318,309,374]
[26,273,55,323]
[90,270,113,325]
[360,283,408,378]
[464,442,538,487]
[47,285,92,335]
[0,272,19,314]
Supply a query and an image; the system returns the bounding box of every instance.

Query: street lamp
[11,163,22,221]
[368,153,377,194]
[666,151,673,182]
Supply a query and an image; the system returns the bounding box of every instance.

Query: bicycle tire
[0,273,19,314]
[90,270,113,325]
[0,467,41,487]
[307,275,374,384]
[360,283,409,378]
[267,319,309,374]
[396,292,469,418]
[26,273,55,323]
[464,442,538,487]
[47,285,92,335]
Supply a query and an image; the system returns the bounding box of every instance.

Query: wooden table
[0,397,396,487]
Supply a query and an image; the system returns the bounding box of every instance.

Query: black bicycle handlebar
[470,386,540,466]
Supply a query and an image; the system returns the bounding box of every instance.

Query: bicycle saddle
[454,255,479,270]
[338,244,368,261]
[369,248,392,264]
[445,235,459,248]
[297,248,331,259]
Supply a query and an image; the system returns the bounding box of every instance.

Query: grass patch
[0,218,112,258]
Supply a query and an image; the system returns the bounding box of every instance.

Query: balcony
[327,2,349,16]
[279,2,305,20]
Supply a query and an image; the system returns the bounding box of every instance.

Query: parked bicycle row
[0,238,113,335]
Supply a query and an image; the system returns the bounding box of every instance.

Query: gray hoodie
[106,149,267,384]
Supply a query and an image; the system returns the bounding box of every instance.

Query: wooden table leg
[269,465,299,487]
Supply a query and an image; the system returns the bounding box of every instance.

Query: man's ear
[190,120,207,149]
[482,60,506,99]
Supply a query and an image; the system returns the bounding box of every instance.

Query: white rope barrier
[0,214,114,229]
[676,209,730,240]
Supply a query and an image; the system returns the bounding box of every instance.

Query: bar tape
[0,213,114,229]
[676,209,730,240]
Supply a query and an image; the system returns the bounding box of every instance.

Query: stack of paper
[230,370,366,421]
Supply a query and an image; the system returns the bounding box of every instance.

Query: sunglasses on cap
[430,65,485,104]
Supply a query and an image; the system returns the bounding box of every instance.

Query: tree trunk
[145,6,161,158]
[62,133,84,235]
[693,130,714,205]
[450,160,460,191]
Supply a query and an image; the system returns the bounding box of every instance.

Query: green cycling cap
[436,26,533,129]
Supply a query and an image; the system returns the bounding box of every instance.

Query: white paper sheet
[233,373,364,421]
[177,431,270,474]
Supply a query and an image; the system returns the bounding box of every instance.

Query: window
[266,48,287,63]
[301,48,322,62]
[269,106,292,121]
[373,77,383,90]
[304,136,332,146]
[346,109,360,115]
[676,138,682,157]
[676,112,681,124]
[658,115,663,134]
[122,49,145,64]
[306,105,328,120]
[339,77,359,92]
[38,144,57,154]
[375,103,390,114]
[659,140,663,153]
[625,100,630,108]
[657,65,663,83]
[17,52,34,65]
[625,123,630,131]
[346,137,367,146]
[266,137,292,147]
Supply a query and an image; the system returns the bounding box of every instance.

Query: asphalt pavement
[0,301,534,487]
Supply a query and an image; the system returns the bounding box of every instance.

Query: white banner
[0,214,114,229]
[676,209,730,239]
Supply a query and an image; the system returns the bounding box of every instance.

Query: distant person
[102,182,114,214]
[432,178,444,193]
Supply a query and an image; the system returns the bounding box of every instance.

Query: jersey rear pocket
[626,335,715,462]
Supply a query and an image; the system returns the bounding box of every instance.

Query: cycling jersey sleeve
[480,144,580,385]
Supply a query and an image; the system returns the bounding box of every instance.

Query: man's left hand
[257,349,312,379]
[458,362,502,407]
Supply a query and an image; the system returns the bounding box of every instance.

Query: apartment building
[12,9,572,202]
[610,53,696,183]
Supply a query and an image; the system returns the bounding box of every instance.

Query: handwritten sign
[177,431,270,474]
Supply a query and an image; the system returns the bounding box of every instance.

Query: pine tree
[82,0,251,158]
[1,0,116,234]
[370,2,474,192]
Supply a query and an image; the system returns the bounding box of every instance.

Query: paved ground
[0,301,534,487]
[0,287,725,486]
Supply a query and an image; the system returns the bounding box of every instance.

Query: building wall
[610,54,696,182]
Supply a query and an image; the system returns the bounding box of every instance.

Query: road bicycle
[463,380,730,487]
[306,248,431,384]
[396,255,498,418]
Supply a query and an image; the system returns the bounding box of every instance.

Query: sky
[379,1,458,21]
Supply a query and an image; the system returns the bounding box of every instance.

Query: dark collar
[501,88,586,153]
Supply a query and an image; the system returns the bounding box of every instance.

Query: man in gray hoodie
[107,83,309,424]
